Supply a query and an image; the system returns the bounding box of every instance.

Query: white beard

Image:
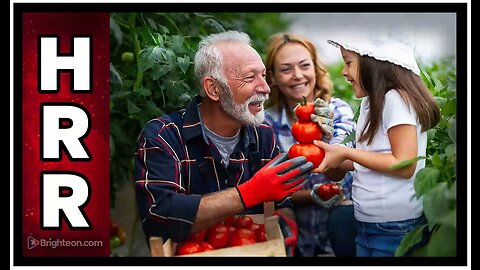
[218,83,268,127]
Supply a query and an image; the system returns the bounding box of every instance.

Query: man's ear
[202,77,220,101]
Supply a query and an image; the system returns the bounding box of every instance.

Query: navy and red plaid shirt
[134,96,283,243]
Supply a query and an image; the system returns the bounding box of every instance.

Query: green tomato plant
[394,57,458,257]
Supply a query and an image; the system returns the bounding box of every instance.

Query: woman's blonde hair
[264,33,333,111]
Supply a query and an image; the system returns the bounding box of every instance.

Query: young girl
[313,34,440,257]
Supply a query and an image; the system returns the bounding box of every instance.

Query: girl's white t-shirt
[353,90,426,223]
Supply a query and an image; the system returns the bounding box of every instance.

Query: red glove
[236,153,312,209]
[274,211,298,257]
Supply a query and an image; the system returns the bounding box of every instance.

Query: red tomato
[292,121,323,144]
[234,228,256,239]
[199,242,215,251]
[110,221,119,237]
[315,183,341,200]
[226,225,236,234]
[223,216,236,226]
[294,97,315,122]
[248,223,261,231]
[288,143,325,168]
[118,227,126,245]
[255,224,267,242]
[207,224,230,249]
[233,216,253,229]
[187,229,207,243]
[229,230,256,247]
[176,241,203,255]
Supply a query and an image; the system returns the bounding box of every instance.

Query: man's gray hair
[194,30,252,97]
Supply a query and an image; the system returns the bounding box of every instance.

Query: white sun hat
[327,31,420,76]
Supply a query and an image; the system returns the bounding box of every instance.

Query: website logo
[27,236,40,249]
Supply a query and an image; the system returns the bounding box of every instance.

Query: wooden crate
[149,204,286,257]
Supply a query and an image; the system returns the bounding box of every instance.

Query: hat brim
[327,39,420,76]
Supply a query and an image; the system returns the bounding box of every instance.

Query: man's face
[216,79,268,127]
[217,43,270,126]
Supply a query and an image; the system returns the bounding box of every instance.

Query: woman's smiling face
[271,43,316,102]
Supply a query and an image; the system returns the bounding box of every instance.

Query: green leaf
[136,86,152,97]
[146,17,158,31]
[177,55,190,74]
[340,131,355,145]
[424,225,456,256]
[127,100,142,114]
[109,63,123,87]
[420,68,434,90]
[110,90,131,100]
[432,77,444,90]
[163,80,190,104]
[436,204,456,228]
[138,46,166,72]
[388,156,425,170]
[408,244,429,256]
[172,80,190,94]
[204,18,225,32]
[110,17,123,45]
[422,182,456,230]
[171,35,184,52]
[448,70,457,80]
[164,48,177,64]
[352,106,360,122]
[442,99,456,117]
[123,80,134,89]
[110,120,131,144]
[152,64,172,80]
[434,96,446,107]
[448,116,456,142]
[178,92,192,105]
[430,152,442,168]
[157,24,170,34]
[156,33,164,44]
[395,224,427,256]
[414,167,440,197]
[146,100,163,117]
[444,143,456,162]
[427,128,436,141]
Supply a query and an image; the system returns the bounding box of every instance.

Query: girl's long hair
[264,33,332,118]
[358,55,440,145]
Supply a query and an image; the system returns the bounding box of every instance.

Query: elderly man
[134,31,313,255]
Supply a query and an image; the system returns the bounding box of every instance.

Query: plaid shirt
[265,97,356,256]
[134,96,281,243]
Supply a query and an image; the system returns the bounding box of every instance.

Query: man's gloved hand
[310,98,334,142]
[236,153,313,209]
[274,211,298,257]
[310,183,341,209]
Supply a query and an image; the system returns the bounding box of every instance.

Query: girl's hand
[312,140,348,173]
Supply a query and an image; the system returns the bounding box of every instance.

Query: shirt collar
[182,95,204,142]
[269,105,292,130]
